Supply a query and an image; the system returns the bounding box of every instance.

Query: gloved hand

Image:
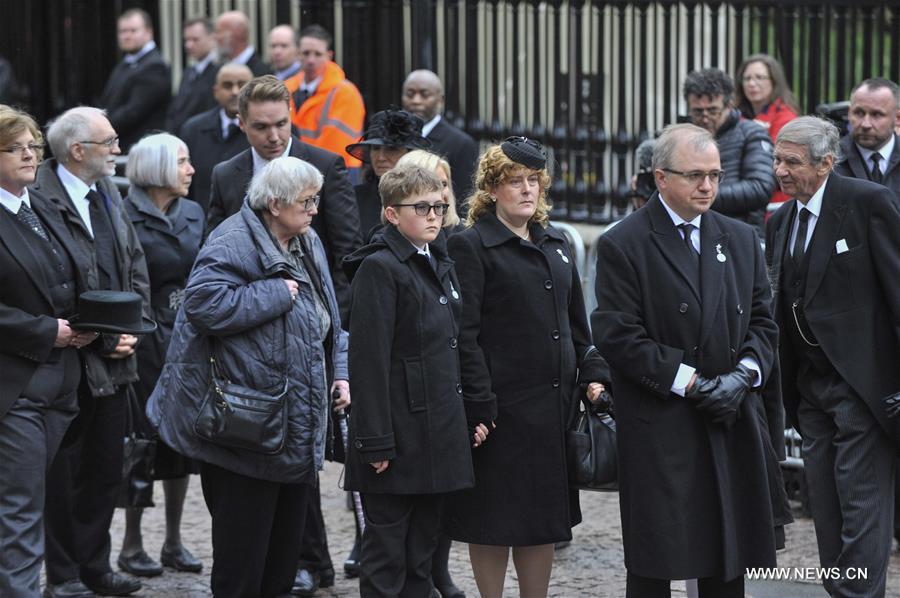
[885,393,900,419]
[686,364,755,426]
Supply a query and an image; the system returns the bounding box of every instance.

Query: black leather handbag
[117,385,156,508]
[567,393,618,491]
[194,318,289,455]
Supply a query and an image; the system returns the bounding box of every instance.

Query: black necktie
[870,152,884,184]
[226,123,241,140]
[293,87,310,111]
[17,202,50,242]
[678,223,699,264]
[792,207,810,266]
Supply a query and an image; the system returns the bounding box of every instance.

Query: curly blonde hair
[465,144,551,228]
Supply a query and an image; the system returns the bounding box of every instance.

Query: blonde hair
[465,145,551,228]
[395,149,460,228]
[0,104,43,160]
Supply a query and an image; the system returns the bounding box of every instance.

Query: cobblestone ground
[104,461,900,597]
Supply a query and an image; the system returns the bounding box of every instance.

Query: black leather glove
[686,364,755,426]
[885,393,900,419]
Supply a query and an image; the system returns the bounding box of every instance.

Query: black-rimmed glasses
[298,194,320,211]
[393,202,450,216]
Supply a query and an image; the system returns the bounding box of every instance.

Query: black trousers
[626,572,744,598]
[360,492,443,598]
[200,462,309,598]
[44,382,127,585]
[297,476,333,573]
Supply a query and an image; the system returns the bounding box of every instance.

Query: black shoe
[83,572,141,596]
[43,579,95,598]
[290,569,319,597]
[117,550,163,577]
[160,543,203,573]
[435,582,466,598]
[319,567,335,588]
[344,536,361,578]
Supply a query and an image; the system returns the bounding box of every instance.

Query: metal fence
[4,1,900,222]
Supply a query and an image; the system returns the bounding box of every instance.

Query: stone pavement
[105,461,900,597]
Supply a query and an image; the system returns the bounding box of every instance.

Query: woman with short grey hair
[118,132,205,577]
[147,156,349,597]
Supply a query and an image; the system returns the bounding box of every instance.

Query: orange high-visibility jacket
[286,61,365,168]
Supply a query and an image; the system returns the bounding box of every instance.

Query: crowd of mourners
[2,7,900,598]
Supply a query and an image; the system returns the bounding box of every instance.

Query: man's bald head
[213,63,254,117]
[215,11,250,59]
[402,70,444,122]
[268,25,299,72]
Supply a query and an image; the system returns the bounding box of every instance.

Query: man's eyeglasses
[297,194,320,211]
[689,106,725,119]
[662,168,725,185]
[393,202,450,216]
[0,143,43,156]
[78,136,120,148]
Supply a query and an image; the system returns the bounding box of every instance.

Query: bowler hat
[70,291,157,334]
[345,109,431,163]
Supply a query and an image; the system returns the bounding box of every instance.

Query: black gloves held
[685,364,756,427]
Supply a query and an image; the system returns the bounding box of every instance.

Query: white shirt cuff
[739,356,763,388]
[670,363,696,397]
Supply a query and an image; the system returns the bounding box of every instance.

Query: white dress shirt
[421,114,441,138]
[789,176,827,256]
[855,135,894,178]
[56,163,98,238]
[251,138,293,174]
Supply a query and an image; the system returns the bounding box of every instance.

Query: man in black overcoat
[97,9,171,152]
[180,63,252,212]
[766,116,900,596]
[206,75,361,323]
[592,123,787,598]
[165,17,219,136]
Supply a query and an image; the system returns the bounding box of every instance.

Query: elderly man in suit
[206,75,361,322]
[165,17,219,136]
[766,116,900,597]
[98,9,171,152]
[30,106,151,598]
[402,69,479,204]
[834,78,900,199]
[593,123,788,598]
[214,10,270,77]
[180,62,252,212]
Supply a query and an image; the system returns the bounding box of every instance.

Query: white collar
[855,135,895,171]
[301,75,323,93]
[219,109,240,136]
[658,194,702,230]
[193,51,217,73]
[251,138,293,173]
[56,162,95,201]
[422,114,442,138]
[0,186,30,213]
[124,40,156,64]
[797,175,828,218]
[232,45,256,66]
[275,62,302,81]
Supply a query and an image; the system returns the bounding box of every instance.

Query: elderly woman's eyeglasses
[1,143,43,156]
[78,136,120,148]
[298,194,320,211]
[394,202,450,216]
[662,168,725,185]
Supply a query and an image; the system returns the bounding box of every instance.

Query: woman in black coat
[445,138,609,597]
[118,133,205,576]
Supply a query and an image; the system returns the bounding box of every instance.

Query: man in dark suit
[165,17,219,136]
[593,124,787,597]
[31,106,151,598]
[767,116,900,596]
[180,62,252,212]
[834,77,900,198]
[98,8,171,151]
[214,10,270,77]
[206,75,361,321]
[402,69,479,204]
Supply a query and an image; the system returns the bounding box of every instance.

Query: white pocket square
[835,239,849,254]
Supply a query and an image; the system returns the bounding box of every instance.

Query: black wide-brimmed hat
[500,136,547,170]
[345,108,431,163]
[70,291,157,334]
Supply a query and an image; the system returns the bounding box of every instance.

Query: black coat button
[354,440,363,449]
[544,280,553,290]
[551,330,560,340]
[449,337,458,349]
[439,296,448,305]
[679,303,688,314]
[552,378,560,388]
[456,383,463,394]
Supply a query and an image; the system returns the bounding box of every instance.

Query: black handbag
[117,385,156,508]
[567,393,618,491]
[193,316,289,455]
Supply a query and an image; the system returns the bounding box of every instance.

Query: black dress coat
[444,212,602,546]
[0,189,89,418]
[353,178,383,242]
[98,47,171,151]
[343,226,474,494]
[206,139,362,323]
[179,107,249,213]
[426,119,479,205]
[765,173,900,446]
[166,59,219,136]
[592,194,785,581]
[835,133,900,201]
[125,188,204,477]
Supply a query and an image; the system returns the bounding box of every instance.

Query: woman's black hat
[70,290,157,334]
[345,108,432,163]
[500,136,547,170]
